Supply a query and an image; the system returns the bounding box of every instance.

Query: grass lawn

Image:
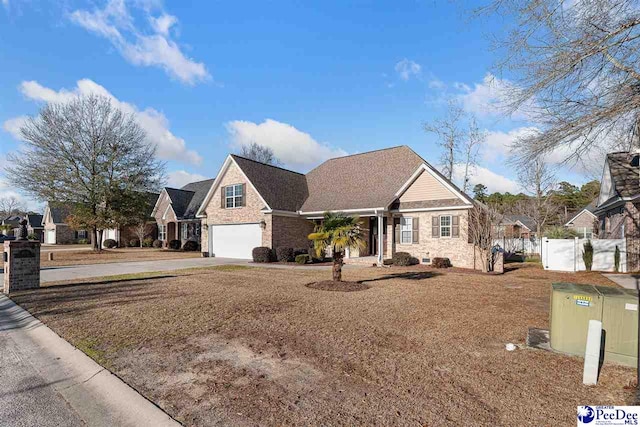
[39,247,201,267]
[10,263,635,426]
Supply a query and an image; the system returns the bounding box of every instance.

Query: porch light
[260,219,267,229]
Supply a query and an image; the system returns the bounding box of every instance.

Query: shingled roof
[231,156,308,212]
[607,152,639,198]
[46,202,76,224]
[301,146,430,212]
[165,179,215,220]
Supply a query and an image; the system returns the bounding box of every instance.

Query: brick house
[594,152,640,271]
[496,215,536,238]
[565,200,598,239]
[24,214,44,242]
[152,179,215,248]
[102,192,160,247]
[196,146,483,269]
[42,202,89,244]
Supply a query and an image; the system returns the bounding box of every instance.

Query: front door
[370,217,387,256]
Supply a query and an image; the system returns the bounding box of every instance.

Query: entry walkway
[604,274,640,290]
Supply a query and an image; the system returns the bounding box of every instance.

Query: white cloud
[226,119,347,170]
[428,79,446,90]
[1,0,8,8]
[70,0,209,85]
[394,59,421,81]
[452,164,521,194]
[5,79,202,165]
[2,116,28,141]
[483,127,539,162]
[457,73,534,120]
[167,170,208,188]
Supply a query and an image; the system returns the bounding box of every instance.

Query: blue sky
[0,0,598,210]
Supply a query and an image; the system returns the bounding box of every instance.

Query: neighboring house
[152,179,215,248]
[496,215,536,239]
[196,146,483,269]
[565,200,598,239]
[1,215,21,236]
[102,192,160,247]
[42,202,89,244]
[25,214,44,241]
[594,151,640,271]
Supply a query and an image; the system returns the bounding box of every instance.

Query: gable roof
[301,146,430,212]
[502,214,536,231]
[565,199,598,226]
[46,202,76,224]
[26,214,43,228]
[606,152,639,199]
[163,179,215,220]
[230,155,308,212]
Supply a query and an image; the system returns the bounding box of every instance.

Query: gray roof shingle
[607,152,640,199]
[164,179,215,220]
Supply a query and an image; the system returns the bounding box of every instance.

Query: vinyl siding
[399,170,457,202]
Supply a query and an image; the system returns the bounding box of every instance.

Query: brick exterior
[567,210,598,238]
[270,215,315,251]
[201,162,269,252]
[599,202,640,271]
[394,209,477,269]
[3,240,40,293]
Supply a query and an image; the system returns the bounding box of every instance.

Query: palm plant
[308,212,366,282]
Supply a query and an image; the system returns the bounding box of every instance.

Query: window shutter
[241,183,247,207]
[452,215,459,238]
[221,186,225,208]
[431,216,439,238]
[394,218,400,243]
[412,217,419,243]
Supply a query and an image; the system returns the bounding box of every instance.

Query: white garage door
[45,229,56,244]
[210,223,262,259]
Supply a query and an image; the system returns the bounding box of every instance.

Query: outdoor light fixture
[259,220,266,229]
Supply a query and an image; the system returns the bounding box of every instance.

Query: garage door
[45,229,56,244]
[210,223,262,259]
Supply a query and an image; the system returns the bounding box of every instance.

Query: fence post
[574,237,580,272]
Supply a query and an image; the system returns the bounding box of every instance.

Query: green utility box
[550,283,638,367]
[550,283,603,356]
[597,286,638,367]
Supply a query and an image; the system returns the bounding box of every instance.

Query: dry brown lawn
[39,247,201,267]
[10,263,635,426]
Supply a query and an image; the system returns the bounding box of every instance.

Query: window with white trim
[225,184,244,208]
[159,224,166,241]
[400,217,413,244]
[578,227,593,239]
[440,215,452,238]
[77,230,87,239]
[181,223,188,240]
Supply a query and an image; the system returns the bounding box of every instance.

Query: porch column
[377,212,384,266]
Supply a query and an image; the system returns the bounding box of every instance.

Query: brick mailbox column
[3,239,41,294]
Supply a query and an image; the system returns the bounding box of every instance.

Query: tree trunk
[97,229,104,251]
[333,249,344,282]
[92,226,99,252]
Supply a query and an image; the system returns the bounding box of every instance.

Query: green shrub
[27,233,38,241]
[152,239,162,248]
[77,238,89,244]
[128,238,140,247]
[432,257,452,268]
[392,251,419,266]
[182,240,199,251]
[544,226,579,239]
[295,254,310,264]
[615,245,621,273]
[276,247,294,262]
[252,246,275,263]
[103,238,117,249]
[168,239,181,250]
[293,248,308,257]
[583,240,594,271]
[142,237,154,247]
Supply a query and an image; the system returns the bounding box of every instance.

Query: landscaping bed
[10,263,632,426]
[40,247,201,267]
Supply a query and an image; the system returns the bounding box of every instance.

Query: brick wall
[3,240,40,293]
[567,210,598,237]
[271,215,315,251]
[598,202,640,271]
[394,209,477,269]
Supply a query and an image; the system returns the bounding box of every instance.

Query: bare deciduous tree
[6,94,165,251]
[468,203,504,272]
[240,142,281,165]
[478,0,640,165]
[0,196,25,218]
[461,117,485,192]
[424,100,466,180]
[516,158,558,236]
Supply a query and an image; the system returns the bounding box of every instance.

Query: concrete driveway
[603,274,640,290]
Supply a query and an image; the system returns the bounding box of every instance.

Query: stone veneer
[3,240,40,293]
[394,209,477,269]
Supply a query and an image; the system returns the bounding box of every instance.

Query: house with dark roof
[102,191,160,247]
[594,152,640,270]
[496,214,537,239]
[565,200,598,239]
[42,203,89,244]
[195,146,482,268]
[151,179,215,248]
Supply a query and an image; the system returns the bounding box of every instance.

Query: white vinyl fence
[541,238,627,273]
[493,237,542,255]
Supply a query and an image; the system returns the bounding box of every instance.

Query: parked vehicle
[0,234,16,243]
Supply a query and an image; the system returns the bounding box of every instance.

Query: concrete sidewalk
[0,294,180,427]
[603,274,640,290]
